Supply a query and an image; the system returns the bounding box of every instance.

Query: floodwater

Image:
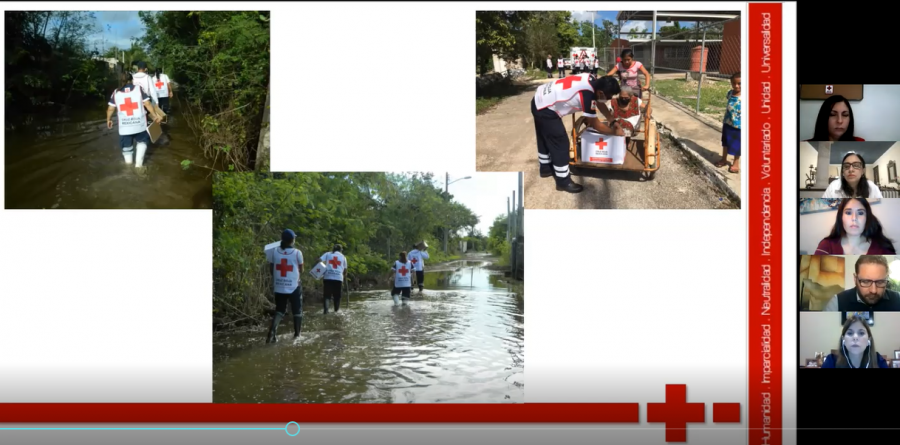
[213,259,525,403]
[5,103,213,209]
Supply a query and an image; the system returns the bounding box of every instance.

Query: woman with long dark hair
[823,152,882,198]
[606,49,651,94]
[820,314,887,368]
[808,95,865,141]
[814,198,896,254]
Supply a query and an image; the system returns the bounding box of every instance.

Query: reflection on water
[5,105,213,209]
[213,263,524,403]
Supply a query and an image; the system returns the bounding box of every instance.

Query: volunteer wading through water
[532,73,624,193]
[408,242,429,294]
[390,251,415,306]
[106,73,164,169]
[152,67,173,114]
[320,245,348,314]
[132,61,166,120]
[265,229,304,343]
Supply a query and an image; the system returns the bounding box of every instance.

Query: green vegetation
[137,11,270,172]
[213,172,488,329]
[5,12,117,120]
[653,77,732,121]
[476,11,619,75]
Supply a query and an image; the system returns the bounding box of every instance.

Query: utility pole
[444,173,449,253]
[592,11,596,51]
[517,172,523,236]
[507,197,511,242]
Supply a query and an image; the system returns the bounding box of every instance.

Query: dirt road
[476,79,738,209]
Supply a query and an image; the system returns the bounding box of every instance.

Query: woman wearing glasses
[814,198,896,255]
[821,314,888,368]
[823,152,882,198]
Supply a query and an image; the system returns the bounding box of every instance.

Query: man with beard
[823,255,900,311]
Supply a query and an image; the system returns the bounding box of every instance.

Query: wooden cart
[568,91,661,180]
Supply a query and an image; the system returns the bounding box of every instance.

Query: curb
[654,121,742,204]
[651,92,724,132]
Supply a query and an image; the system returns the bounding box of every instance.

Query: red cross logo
[398,266,409,276]
[328,256,342,269]
[119,97,139,116]
[555,76,581,90]
[594,140,607,151]
[647,384,705,442]
[275,258,293,277]
[155,80,164,89]
[410,257,418,265]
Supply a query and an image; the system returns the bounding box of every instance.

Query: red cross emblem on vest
[276,258,293,277]
[156,80,164,90]
[555,76,581,90]
[119,97,139,116]
[328,256,342,268]
[398,265,409,276]
[595,140,608,151]
[410,257,418,265]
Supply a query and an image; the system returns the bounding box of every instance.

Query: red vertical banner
[748,4,781,445]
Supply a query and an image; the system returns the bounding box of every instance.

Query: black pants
[323,279,342,312]
[531,97,572,186]
[158,97,170,114]
[415,271,424,291]
[275,287,302,317]
[392,287,411,299]
[546,67,553,78]
[558,67,565,78]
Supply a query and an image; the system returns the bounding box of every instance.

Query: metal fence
[600,15,741,122]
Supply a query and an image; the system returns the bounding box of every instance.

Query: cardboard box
[580,130,626,165]
[309,262,326,280]
[264,241,280,253]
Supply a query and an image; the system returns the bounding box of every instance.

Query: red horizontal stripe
[712,403,741,423]
[0,403,640,423]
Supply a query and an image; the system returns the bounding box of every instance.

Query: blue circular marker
[285,422,300,437]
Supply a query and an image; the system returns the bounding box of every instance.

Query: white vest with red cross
[320,251,346,281]
[533,73,594,118]
[557,58,563,68]
[393,260,414,288]
[153,74,169,97]
[272,248,303,293]
[114,87,148,136]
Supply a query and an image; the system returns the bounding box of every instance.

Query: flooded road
[213,258,525,403]
[5,103,213,209]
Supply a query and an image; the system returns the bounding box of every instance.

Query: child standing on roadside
[715,72,741,173]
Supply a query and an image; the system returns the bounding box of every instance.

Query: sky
[87,11,145,53]
[426,172,520,236]
[569,10,680,37]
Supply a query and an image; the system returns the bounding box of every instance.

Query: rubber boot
[266,312,284,344]
[293,315,302,338]
[135,142,148,168]
[323,298,329,314]
[333,296,340,313]
[122,146,134,164]
[402,296,409,306]
[392,294,400,306]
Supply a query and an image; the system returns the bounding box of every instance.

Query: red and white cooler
[580,130,626,165]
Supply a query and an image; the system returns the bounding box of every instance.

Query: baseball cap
[282,229,296,238]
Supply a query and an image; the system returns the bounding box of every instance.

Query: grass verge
[653,77,731,122]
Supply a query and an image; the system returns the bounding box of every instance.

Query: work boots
[293,315,302,338]
[266,312,284,344]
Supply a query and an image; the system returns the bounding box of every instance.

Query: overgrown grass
[653,77,732,122]
[507,279,523,301]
